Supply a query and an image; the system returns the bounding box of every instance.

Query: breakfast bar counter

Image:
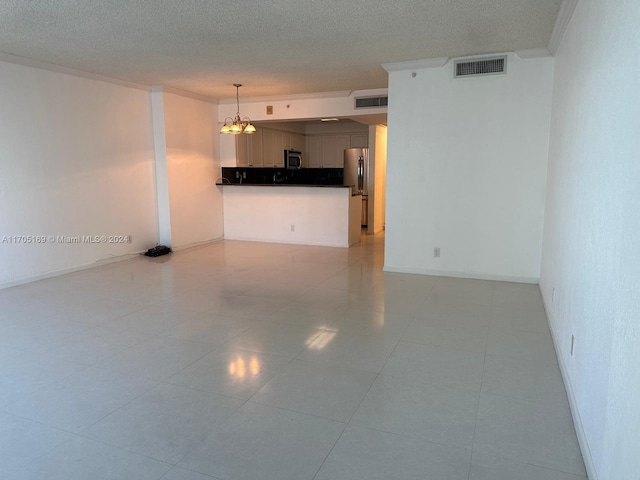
[216,183,352,188]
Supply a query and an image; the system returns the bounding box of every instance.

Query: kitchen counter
[217,182,349,188]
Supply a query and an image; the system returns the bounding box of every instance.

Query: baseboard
[541,291,598,480]
[382,265,539,284]
[222,235,349,248]
[170,235,224,252]
[0,251,145,290]
[0,235,232,290]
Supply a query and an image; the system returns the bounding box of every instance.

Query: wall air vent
[355,96,388,108]
[454,56,507,78]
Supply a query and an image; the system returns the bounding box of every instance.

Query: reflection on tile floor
[0,233,586,479]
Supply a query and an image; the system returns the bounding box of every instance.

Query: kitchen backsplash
[220,167,344,186]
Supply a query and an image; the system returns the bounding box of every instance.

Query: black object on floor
[144,245,172,257]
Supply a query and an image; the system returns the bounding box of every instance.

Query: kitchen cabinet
[335,135,350,166]
[274,132,289,167]
[291,133,306,155]
[237,129,343,168]
[307,134,349,168]
[236,133,249,167]
[323,135,349,167]
[307,136,322,167]
[350,134,368,149]
[289,132,306,165]
[261,129,278,167]
[236,130,263,167]
[251,129,306,167]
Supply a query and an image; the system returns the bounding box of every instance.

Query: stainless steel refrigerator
[344,148,369,227]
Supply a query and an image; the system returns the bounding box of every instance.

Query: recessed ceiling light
[320,118,339,122]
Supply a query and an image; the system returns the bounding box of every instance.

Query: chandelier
[220,84,256,134]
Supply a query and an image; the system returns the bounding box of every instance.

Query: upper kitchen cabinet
[307,134,349,168]
[350,134,368,149]
[324,135,349,167]
[261,129,279,167]
[290,133,306,159]
[307,136,322,168]
[273,131,290,167]
[236,130,263,167]
[240,128,306,168]
[238,120,368,168]
[280,131,306,160]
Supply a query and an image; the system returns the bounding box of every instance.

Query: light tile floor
[0,233,587,479]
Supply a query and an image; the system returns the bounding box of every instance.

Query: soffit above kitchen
[0,0,562,100]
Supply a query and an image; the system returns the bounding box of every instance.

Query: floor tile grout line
[69,431,177,468]
[472,448,589,478]
[276,260,390,480]
[7,429,176,479]
[2,432,78,479]
[466,283,496,480]
[310,418,350,480]
[344,422,476,452]
[159,464,223,480]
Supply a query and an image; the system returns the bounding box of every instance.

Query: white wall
[254,122,307,134]
[349,193,362,246]
[0,60,157,287]
[161,92,223,248]
[540,1,640,478]
[218,89,388,124]
[369,125,387,234]
[384,53,554,282]
[304,121,369,136]
[151,90,172,246]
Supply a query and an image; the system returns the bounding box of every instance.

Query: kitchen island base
[221,185,361,248]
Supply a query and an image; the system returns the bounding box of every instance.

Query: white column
[150,87,172,246]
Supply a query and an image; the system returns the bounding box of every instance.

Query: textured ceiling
[0,0,562,100]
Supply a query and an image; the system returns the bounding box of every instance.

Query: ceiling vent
[355,96,388,109]
[454,56,507,78]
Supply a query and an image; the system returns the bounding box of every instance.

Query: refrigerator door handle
[358,158,364,192]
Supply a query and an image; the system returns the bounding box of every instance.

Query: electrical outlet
[434,247,440,258]
[243,172,247,179]
[266,105,273,115]
[235,171,240,179]
[571,335,575,356]
[290,224,295,232]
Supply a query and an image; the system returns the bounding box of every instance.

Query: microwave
[284,149,303,169]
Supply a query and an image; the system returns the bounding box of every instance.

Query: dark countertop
[216,183,350,188]
[220,166,344,187]
[216,183,362,196]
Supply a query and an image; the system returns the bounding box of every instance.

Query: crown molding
[351,88,389,97]
[0,52,219,102]
[0,51,150,91]
[548,0,580,55]
[382,57,449,72]
[515,48,553,59]
[156,85,218,104]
